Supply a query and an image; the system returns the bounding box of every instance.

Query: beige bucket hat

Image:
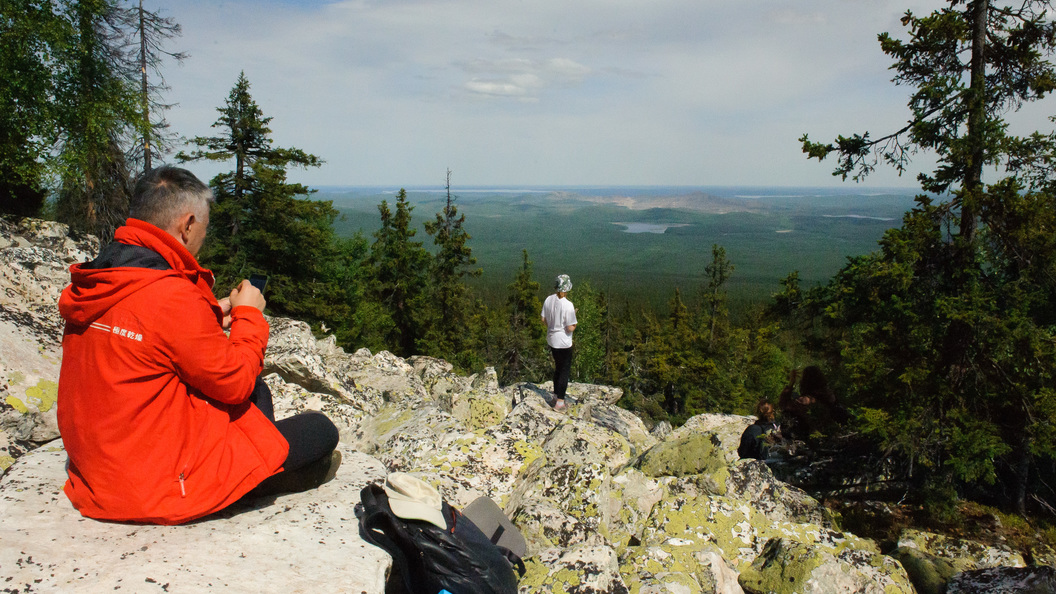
[382,472,447,530]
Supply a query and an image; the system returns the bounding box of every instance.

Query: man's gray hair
[129,166,214,228]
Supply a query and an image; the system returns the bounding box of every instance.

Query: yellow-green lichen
[5,396,28,414]
[0,455,15,471]
[637,433,727,484]
[25,379,58,412]
[466,398,502,429]
[516,556,553,590]
[737,539,826,594]
[371,406,417,436]
[512,440,543,467]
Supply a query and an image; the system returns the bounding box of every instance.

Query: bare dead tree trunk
[138,0,151,171]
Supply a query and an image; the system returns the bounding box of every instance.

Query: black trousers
[551,346,573,399]
[244,377,340,498]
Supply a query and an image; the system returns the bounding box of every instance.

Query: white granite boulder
[0,441,391,592]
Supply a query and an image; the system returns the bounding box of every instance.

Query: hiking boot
[554,399,566,411]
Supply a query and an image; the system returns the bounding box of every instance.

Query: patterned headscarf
[555,274,572,293]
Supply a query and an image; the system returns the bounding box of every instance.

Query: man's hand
[218,297,234,329]
[230,279,266,313]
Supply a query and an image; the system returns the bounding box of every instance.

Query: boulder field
[1,216,1052,594]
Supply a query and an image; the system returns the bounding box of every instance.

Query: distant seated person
[57,165,339,525]
[738,401,780,460]
[778,365,848,442]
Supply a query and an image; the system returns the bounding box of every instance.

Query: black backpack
[356,484,523,594]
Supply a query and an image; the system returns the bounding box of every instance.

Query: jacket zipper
[178,472,186,497]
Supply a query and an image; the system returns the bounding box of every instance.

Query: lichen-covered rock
[602,468,665,552]
[620,542,743,594]
[511,498,609,552]
[725,460,830,527]
[536,380,624,405]
[897,528,1026,572]
[1030,542,1056,568]
[450,368,512,431]
[508,462,663,555]
[507,459,611,542]
[666,413,753,466]
[738,536,915,594]
[0,440,391,592]
[364,392,559,507]
[264,372,369,438]
[636,432,729,480]
[578,399,658,455]
[642,472,850,571]
[893,546,958,594]
[519,545,630,594]
[946,565,1056,594]
[543,417,633,473]
[263,317,388,414]
[353,400,463,470]
[0,217,98,473]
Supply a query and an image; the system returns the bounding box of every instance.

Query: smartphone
[249,274,269,293]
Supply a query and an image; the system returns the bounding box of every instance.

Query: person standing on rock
[541,274,578,411]
[57,165,339,525]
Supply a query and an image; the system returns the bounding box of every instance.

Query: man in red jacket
[57,165,338,525]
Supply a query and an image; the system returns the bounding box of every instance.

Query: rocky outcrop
[0,217,100,472]
[0,217,1050,593]
[945,565,1056,593]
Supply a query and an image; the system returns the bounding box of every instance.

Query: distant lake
[613,222,691,234]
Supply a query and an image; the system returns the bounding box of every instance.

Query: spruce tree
[0,0,65,216]
[421,170,481,365]
[498,249,545,384]
[800,0,1056,513]
[0,0,181,224]
[52,0,143,237]
[178,73,342,327]
[366,189,430,356]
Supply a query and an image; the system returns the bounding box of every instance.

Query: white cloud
[460,57,591,100]
[155,0,1055,187]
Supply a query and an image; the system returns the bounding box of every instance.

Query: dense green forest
[4,0,1056,521]
[327,187,919,309]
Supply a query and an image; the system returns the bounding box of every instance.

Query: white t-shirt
[541,294,577,349]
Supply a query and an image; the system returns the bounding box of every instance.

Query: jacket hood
[59,219,217,327]
[59,265,174,326]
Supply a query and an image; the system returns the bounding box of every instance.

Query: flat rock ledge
[0,442,390,593]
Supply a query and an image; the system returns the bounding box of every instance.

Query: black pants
[244,377,340,498]
[551,346,573,399]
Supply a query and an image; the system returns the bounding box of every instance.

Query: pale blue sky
[158,0,1056,188]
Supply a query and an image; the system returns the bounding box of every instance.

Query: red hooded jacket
[57,219,289,525]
